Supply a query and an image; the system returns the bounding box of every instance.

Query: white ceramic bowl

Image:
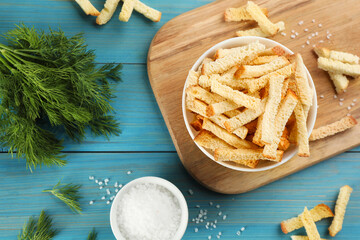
[182,36,317,172]
[110,176,188,240]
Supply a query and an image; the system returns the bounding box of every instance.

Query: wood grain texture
[0,152,359,239]
[147,0,360,194]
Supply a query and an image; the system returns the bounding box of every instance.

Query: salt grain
[311,33,315,37]
[295,32,299,36]
[312,19,315,23]
[208,236,212,240]
[313,44,316,48]
[339,102,343,106]
[216,204,220,208]
[308,36,312,40]
[319,40,324,43]
[95,179,99,183]
[302,45,305,48]
[281,32,286,36]
[89,200,94,205]
[106,189,111,195]
[291,34,296,39]
[101,196,106,200]
[318,23,322,27]
[353,99,357,102]
[241,227,245,231]
[116,183,181,240]
[334,95,338,99]
[304,28,308,32]
[209,201,213,206]
[127,170,132,175]
[115,189,119,193]
[298,20,304,25]
[99,186,103,190]
[222,215,227,220]
[348,106,351,110]
[320,95,324,99]
[340,98,344,101]
[351,103,355,106]
[306,40,310,45]
[194,227,198,233]
[106,200,110,205]
[89,176,94,180]
[347,113,351,116]
[291,30,295,33]
[237,230,241,236]
[98,181,103,186]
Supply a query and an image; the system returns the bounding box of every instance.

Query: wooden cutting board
[147,0,360,194]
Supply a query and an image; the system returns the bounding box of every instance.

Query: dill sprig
[87,228,98,240]
[17,210,58,240]
[43,181,82,214]
[0,24,122,171]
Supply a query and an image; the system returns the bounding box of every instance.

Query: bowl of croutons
[182,36,317,172]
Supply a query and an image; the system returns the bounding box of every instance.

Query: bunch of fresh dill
[0,24,122,171]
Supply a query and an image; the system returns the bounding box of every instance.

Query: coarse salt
[298,20,304,25]
[291,30,295,33]
[320,95,324,99]
[306,40,310,45]
[291,34,296,39]
[318,23,322,27]
[116,183,181,240]
[312,19,315,23]
[304,28,308,32]
[281,32,286,36]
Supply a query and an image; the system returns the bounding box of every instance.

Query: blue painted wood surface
[0,0,359,239]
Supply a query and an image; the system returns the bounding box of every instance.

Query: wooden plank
[147,0,360,194]
[0,152,359,239]
[0,0,212,63]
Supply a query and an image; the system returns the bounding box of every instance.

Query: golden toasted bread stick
[281,204,334,234]
[214,148,283,163]
[190,116,203,131]
[214,43,263,60]
[202,41,265,75]
[250,55,279,65]
[206,100,240,117]
[96,0,121,25]
[224,98,267,132]
[198,58,213,72]
[290,236,327,240]
[294,103,310,157]
[309,116,357,141]
[236,21,285,37]
[186,98,207,117]
[194,130,234,151]
[261,75,285,144]
[246,1,279,35]
[281,78,290,99]
[186,70,200,87]
[278,136,290,151]
[236,56,289,78]
[211,81,261,110]
[329,185,353,237]
[295,54,313,107]
[186,85,224,104]
[259,46,286,56]
[300,207,321,240]
[75,0,100,16]
[133,0,162,22]
[314,47,359,65]
[214,149,260,168]
[202,118,256,149]
[245,63,294,93]
[328,72,349,94]
[224,6,268,22]
[119,0,135,22]
[263,90,297,159]
[318,57,360,77]
[209,114,248,139]
[252,114,265,147]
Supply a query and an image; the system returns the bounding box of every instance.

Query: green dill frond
[17,210,58,240]
[0,24,122,170]
[43,181,82,214]
[87,228,98,240]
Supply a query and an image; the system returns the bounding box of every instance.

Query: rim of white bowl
[110,176,189,240]
[182,36,317,172]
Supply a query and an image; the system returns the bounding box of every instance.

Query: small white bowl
[110,176,189,240]
[182,36,317,172]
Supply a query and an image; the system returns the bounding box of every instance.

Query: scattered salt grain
[101,196,106,200]
[304,28,308,32]
[339,102,343,106]
[318,23,322,27]
[312,19,316,23]
[313,44,316,48]
[311,33,315,37]
[298,20,304,25]
[116,183,181,240]
[340,98,344,101]
[291,34,296,39]
[89,200,94,205]
[114,182,118,188]
[119,184,123,188]
[95,179,99,183]
[216,204,220,208]
[194,227,198,232]
[241,227,245,231]
[334,95,338,99]
[343,89,347,93]
[347,113,351,116]
[295,32,299,36]
[98,181,103,186]
[308,36,312,40]
[127,170,132,175]
[348,106,352,110]
[209,201,213,206]
[306,40,310,45]
[110,196,115,201]
[195,205,200,208]
[353,99,357,102]
[327,30,330,34]
[89,176,94,180]
[237,230,241,236]
[218,232,222,236]
[291,30,295,33]
[115,188,119,193]
[106,200,110,205]
[302,45,305,48]
[188,189,194,195]
[281,32,286,36]
[99,186,103,190]
[319,40,324,43]
[208,236,212,240]
[315,32,318,36]
[106,189,111,195]
[218,211,222,216]
[214,219,218,224]
[351,102,355,106]
[213,224,217,229]
[222,215,227,220]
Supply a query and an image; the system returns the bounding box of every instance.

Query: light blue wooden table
[0,1,359,239]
